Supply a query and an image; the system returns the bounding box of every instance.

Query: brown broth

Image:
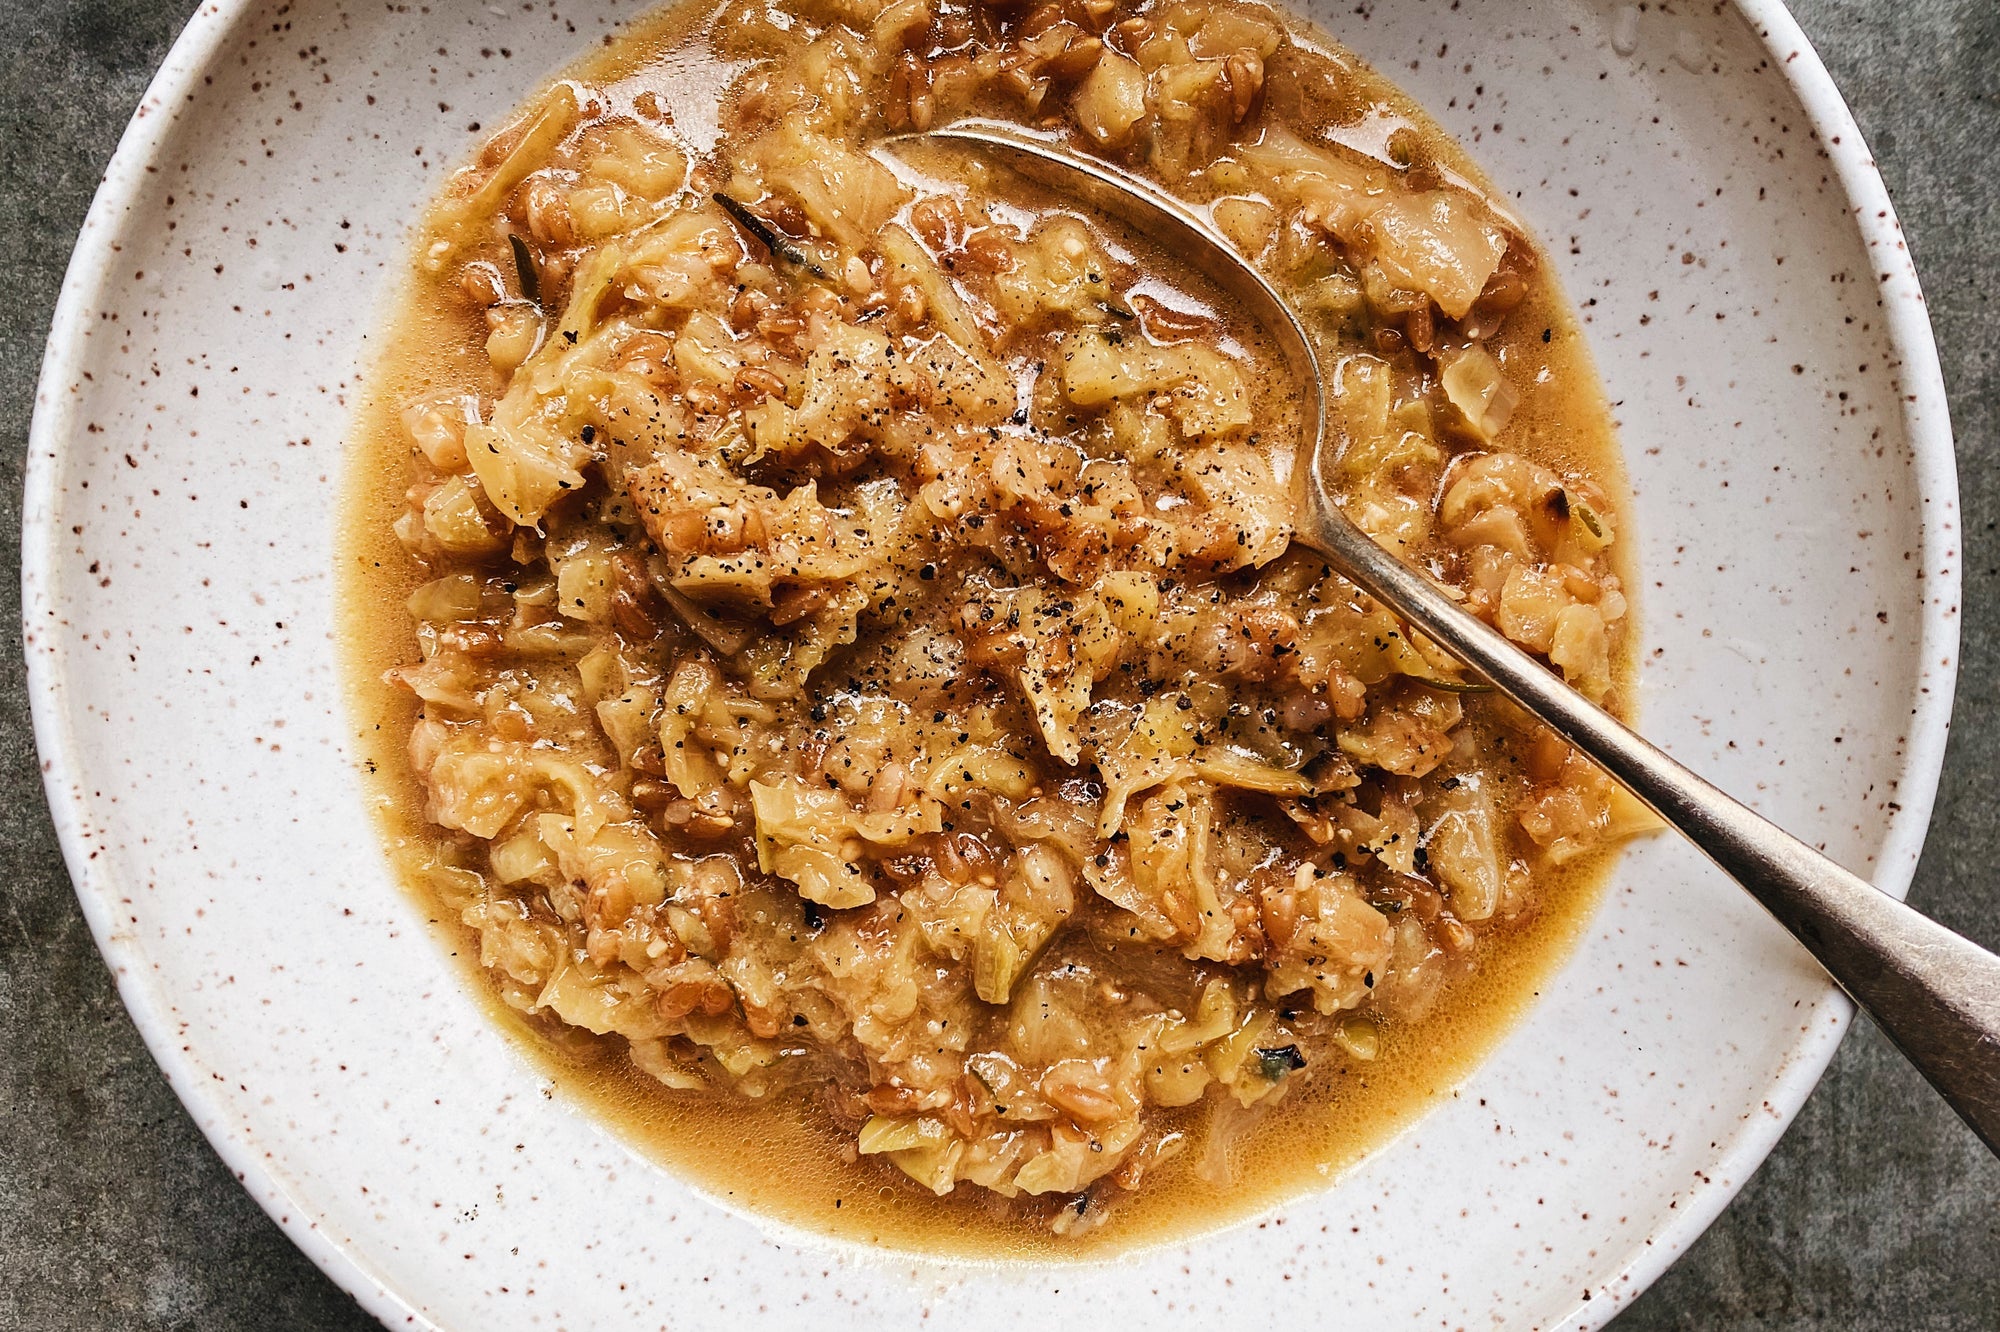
[336,0,1637,1259]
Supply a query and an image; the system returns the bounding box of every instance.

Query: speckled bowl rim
[21,1,1959,1327]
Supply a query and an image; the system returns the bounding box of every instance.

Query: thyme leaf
[509,232,541,306]
[714,192,828,279]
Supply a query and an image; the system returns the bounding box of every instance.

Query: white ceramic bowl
[24,0,1957,1327]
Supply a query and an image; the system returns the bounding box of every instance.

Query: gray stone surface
[0,0,1993,1326]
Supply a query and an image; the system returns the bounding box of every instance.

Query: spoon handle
[1298,499,2000,1155]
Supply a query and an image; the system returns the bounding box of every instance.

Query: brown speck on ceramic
[20,1,1957,1330]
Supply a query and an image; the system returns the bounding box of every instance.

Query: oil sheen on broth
[339,0,1648,1257]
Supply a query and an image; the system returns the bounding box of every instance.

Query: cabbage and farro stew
[358,0,1651,1237]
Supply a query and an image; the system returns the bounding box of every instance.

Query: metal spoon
[891,120,2000,1153]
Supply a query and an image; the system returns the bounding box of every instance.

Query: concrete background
[0,0,1993,1326]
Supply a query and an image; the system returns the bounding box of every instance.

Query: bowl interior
[25,0,1955,1328]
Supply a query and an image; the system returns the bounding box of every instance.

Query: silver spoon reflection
[884,121,2000,1154]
